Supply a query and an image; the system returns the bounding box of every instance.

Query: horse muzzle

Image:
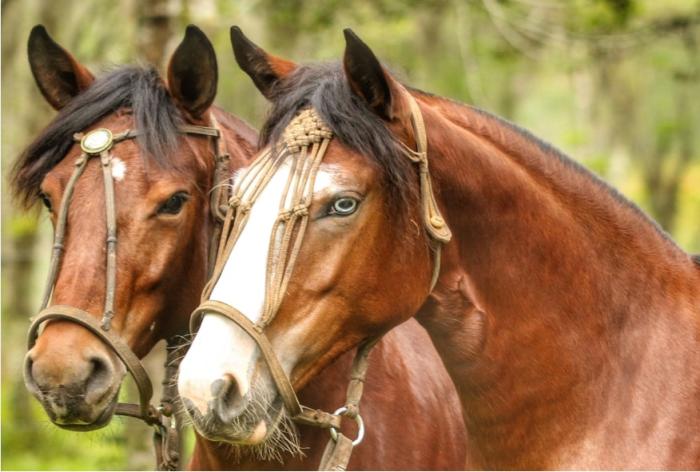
[24,344,124,430]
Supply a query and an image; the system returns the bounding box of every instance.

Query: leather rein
[26,119,230,471]
[191,95,451,471]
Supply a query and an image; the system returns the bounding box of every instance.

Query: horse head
[178,27,442,445]
[16,25,251,429]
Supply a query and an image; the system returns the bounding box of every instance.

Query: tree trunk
[136,0,174,70]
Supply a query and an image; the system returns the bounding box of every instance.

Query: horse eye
[329,197,359,216]
[39,192,53,212]
[157,192,190,215]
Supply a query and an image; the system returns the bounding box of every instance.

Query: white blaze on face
[111,158,126,181]
[178,161,340,415]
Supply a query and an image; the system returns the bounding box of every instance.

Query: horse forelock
[11,66,184,208]
[259,62,420,215]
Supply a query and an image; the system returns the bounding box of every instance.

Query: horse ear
[230,26,297,100]
[167,25,218,119]
[28,25,95,110]
[343,28,398,121]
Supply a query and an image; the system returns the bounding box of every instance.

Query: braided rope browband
[190,95,451,471]
[26,120,230,471]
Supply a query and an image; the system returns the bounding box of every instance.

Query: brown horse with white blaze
[181,26,700,470]
[14,26,466,470]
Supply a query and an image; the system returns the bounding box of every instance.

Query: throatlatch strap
[403,94,451,244]
[401,95,452,290]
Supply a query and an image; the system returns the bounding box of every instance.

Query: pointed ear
[28,25,95,110]
[343,28,401,120]
[167,25,218,119]
[230,26,297,100]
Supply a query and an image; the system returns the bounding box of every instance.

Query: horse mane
[11,66,183,208]
[416,88,682,250]
[260,62,418,210]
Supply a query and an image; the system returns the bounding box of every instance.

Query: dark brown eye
[39,192,53,212]
[157,192,190,215]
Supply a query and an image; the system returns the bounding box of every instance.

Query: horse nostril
[84,355,113,402]
[23,355,41,395]
[211,374,246,418]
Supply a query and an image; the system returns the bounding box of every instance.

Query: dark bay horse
[14,26,466,469]
[181,26,700,469]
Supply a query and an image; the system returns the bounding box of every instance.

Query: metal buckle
[328,406,365,446]
[80,128,113,154]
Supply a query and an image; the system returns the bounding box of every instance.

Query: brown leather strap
[99,150,118,330]
[39,154,89,310]
[152,338,186,471]
[318,432,354,471]
[178,124,220,137]
[294,406,342,430]
[342,338,378,418]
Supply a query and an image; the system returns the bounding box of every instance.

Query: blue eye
[330,197,359,216]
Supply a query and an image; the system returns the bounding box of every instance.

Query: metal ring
[328,406,365,446]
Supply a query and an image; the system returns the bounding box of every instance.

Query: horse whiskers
[173,373,304,464]
[165,354,188,368]
[220,380,303,463]
[209,409,304,464]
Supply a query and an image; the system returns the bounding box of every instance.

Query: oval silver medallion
[80,128,113,154]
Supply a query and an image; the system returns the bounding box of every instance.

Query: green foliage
[2,0,699,469]
[1,387,126,470]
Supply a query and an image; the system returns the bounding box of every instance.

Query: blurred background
[2,0,699,469]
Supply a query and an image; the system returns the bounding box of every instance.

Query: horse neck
[416,95,700,467]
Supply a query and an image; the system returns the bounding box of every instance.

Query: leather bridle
[190,95,451,470]
[26,120,229,471]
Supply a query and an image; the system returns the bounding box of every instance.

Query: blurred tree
[137,0,175,71]
[2,1,699,469]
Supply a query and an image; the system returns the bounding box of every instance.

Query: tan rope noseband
[27,121,229,471]
[191,95,451,471]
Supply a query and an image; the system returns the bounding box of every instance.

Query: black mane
[260,62,418,209]
[11,66,183,207]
